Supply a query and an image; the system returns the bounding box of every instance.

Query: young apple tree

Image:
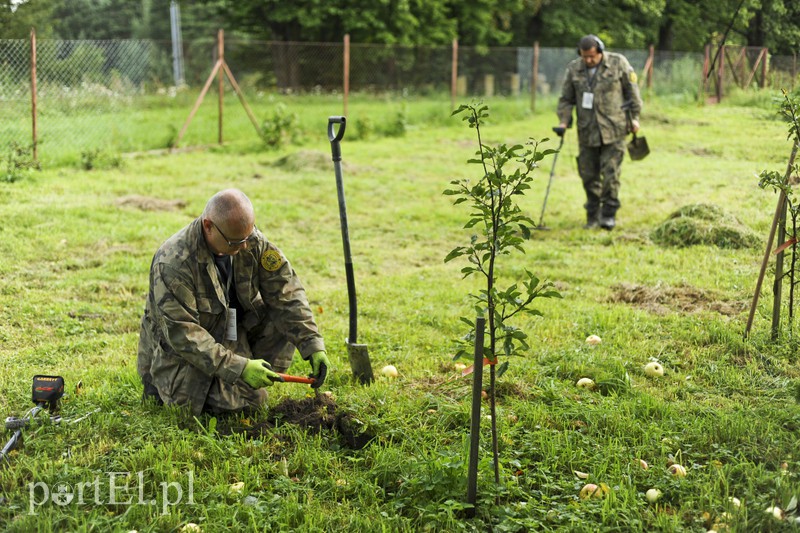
[445,102,561,483]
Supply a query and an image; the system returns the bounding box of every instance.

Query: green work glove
[308,351,330,389]
[241,359,284,389]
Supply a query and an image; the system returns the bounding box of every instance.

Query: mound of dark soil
[217,394,373,449]
[650,203,760,249]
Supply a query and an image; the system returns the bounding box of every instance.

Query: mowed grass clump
[1,94,800,531]
[650,203,761,249]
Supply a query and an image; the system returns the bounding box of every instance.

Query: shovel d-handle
[328,116,346,162]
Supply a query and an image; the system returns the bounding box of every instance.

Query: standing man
[556,34,643,230]
[138,188,330,415]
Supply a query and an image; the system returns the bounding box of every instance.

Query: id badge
[581,92,594,109]
[225,308,238,341]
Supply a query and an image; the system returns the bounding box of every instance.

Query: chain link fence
[1,35,798,165]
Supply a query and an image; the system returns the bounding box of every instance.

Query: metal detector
[537,127,567,230]
[328,116,374,385]
[1,375,64,463]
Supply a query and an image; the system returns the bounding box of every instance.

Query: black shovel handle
[328,116,346,162]
[328,116,359,344]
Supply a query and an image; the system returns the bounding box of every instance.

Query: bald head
[203,189,254,230]
[201,189,256,255]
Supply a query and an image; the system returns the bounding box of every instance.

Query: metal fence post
[466,316,486,518]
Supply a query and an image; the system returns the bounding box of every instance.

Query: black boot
[583,209,599,229]
[599,206,617,230]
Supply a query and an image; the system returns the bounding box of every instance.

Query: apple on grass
[381,365,399,378]
[645,488,661,503]
[644,361,664,377]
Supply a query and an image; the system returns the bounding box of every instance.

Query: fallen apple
[644,361,664,377]
[765,506,784,520]
[180,524,202,533]
[585,335,602,346]
[645,488,661,503]
[576,377,595,389]
[381,365,399,378]
[228,481,245,495]
[668,464,687,477]
[454,363,467,371]
[728,496,741,508]
[579,483,601,500]
[637,458,649,470]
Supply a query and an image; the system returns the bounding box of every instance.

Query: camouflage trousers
[143,315,298,414]
[204,315,298,413]
[577,140,626,217]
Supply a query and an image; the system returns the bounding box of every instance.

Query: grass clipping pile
[650,203,760,249]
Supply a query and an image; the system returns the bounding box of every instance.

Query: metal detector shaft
[328,116,374,384]
[538,134,565,228]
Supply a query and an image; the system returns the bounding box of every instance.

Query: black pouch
[32,375,65,408]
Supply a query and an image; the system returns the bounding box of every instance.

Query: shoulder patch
[629,71,638,84]
[260,249,283,272]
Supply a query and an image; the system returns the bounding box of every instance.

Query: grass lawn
[1,91,799,532]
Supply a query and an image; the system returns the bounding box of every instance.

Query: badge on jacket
[260,249,283,271]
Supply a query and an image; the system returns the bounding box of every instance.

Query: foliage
[79,148,123,171]
[758,89,800,335]
[260,103,299,149]
[2,141,39,183]
[445,101,560,484]
[4,0,800,53]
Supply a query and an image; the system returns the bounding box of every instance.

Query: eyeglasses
[210,220,255,247]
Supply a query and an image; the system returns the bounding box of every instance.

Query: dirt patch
[218,394,374,449]
[116,195,186,212]
[609,282,747,316]
[650,203,760,249]
[272,150,331,172]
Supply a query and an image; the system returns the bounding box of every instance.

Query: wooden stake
[745,142,799,337]
[218,29,224,145]
[451,39,458,110]
[717,45,725,102]
[531,42,539,112]
[30,27,38,162]
[221,62,261,137]
[343,34,350,117]
[175,59,222,148]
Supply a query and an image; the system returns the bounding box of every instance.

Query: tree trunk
[746,9,765,47]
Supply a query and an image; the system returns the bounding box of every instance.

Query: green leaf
[496,361,509,378]
[444,247,466,263]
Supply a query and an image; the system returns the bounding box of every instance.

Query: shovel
[623,103,649,161]
[328,116,374,385]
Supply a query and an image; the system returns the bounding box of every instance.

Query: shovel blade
[627,135,650,161]
[346,341,374,384]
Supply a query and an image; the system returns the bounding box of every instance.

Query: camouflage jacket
[137,217,325,414]
[557,52,643,147]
